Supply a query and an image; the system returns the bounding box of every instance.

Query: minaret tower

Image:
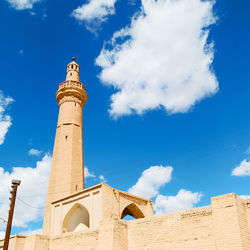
[43,57,88,234]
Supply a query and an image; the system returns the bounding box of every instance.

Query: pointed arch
[121,203,145,220]
[63,203,89,233]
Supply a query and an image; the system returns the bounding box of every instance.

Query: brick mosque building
[1,58,250,250]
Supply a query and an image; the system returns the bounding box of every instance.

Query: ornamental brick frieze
[181,208,212,219]
[58,81,86,91]
[56,80,88,108]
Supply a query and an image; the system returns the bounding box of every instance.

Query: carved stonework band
[56,80,88,108]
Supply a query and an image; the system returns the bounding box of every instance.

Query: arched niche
[63,203,90,233]
[121,203,145,220]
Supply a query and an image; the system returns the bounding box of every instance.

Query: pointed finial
[72,56,76,62]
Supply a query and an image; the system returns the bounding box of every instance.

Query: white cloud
[240,195,250,199]
[85,167,106,183]
[245,145,250,154]
[18,228,42,235]
[72,0,117,33]
[0,228,42,239]
[28,148,42,156]
[42,13,47,19]
[6,0,42,10]
[0,231,5,240]
[128,165,173,199]
[96,0,218,118]
[128,165,202,214]
[232,159,250,177]
[85,167,96,178]
[0,91,14,145]
[99,175,107,182]
[154,189,202,214]
[0,154,52,230]
[19,49,24,55]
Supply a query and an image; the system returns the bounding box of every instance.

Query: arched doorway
[121,203,145,220]
[63,203,90,233]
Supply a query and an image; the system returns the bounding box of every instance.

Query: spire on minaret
[66,57,80,81]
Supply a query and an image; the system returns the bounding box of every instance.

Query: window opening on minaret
[75,102,77,106]
[75,184,78,190]
[65,135,68,140]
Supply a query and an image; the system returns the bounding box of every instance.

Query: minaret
[43,57,88,235]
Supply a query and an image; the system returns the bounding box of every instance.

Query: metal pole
[3,179,21,250]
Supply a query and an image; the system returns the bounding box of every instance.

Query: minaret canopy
[66,57,80,81]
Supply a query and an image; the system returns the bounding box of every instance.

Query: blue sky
[0,0,250,236]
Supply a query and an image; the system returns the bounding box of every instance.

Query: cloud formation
[240,195,250,199]
[0,231,4,240]
[28,148,42,156]
[245,145,250,154]
[6,0,41,10]
[99,175,107,182]
[0,91,14,145]
[85,167,107,183]
[128,165,173,199]
[96,0,218,118]
[0,154,51,230]
[18,228,42,235]
[128,164,202,214]
[0,228,43,239]
[232,159,250,177]
[154,189,202,214]
[72,0,117,33]
[85,166,96,178]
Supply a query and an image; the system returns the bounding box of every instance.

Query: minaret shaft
[43,58,87,235]
[51,101,84,197]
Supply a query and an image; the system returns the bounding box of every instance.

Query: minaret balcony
[56,80,88,108]
[58,80,86,91]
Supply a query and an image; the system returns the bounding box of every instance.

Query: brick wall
[1,193,249,250]
[127,206,215,250]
